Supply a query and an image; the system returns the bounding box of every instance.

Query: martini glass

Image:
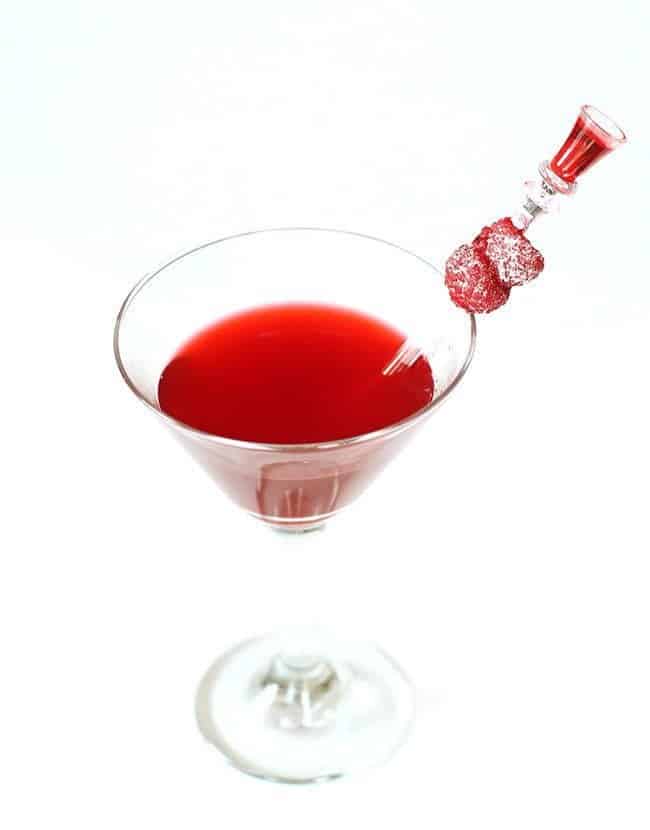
[114,227,475,782]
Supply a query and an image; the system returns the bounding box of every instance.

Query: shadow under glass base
[195,632,414,784]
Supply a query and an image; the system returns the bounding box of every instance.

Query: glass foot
[195,631,414,783]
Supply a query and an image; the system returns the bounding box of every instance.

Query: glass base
[195,632,414,783]
[250,511,333,533]
[271,522,326,534]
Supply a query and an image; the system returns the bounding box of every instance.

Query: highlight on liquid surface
[157,303,434,444]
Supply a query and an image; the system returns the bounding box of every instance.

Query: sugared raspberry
[445,243,510,314]
[482,217,544,287]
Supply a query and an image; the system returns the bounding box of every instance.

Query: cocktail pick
[385,105,626,374]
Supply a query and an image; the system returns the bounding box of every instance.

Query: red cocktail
[115,229,474,531]
[114,229,474,782]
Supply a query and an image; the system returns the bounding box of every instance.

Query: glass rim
[582,104,626,146]
[113,227,477,452]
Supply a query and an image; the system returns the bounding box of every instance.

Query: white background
[2,1,649,827]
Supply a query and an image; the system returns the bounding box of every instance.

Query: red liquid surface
[550,111,615,183]
[158,303,434,444]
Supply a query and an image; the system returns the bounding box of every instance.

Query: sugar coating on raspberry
[445,243,510,313]
[482,217,544,287]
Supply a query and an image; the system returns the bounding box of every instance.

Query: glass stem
[262,653,343,729]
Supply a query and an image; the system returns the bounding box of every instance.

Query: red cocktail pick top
[543,105,626,192]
